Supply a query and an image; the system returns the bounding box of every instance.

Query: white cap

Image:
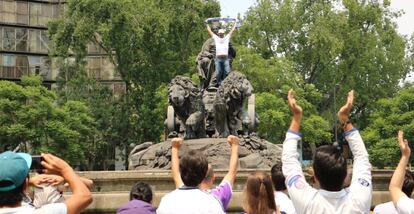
[218,29,225,34]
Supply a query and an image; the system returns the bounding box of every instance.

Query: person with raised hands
[157,138,225,214]
[206,19,237,87]
[169,135,239,212]
[0,152,92,214]
[389,130,414,214]
[282,89,372,214]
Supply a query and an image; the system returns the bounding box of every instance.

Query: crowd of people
[1,89,413,214]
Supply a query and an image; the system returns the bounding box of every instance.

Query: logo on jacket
[358,178,370,187]
[287,175,305,189]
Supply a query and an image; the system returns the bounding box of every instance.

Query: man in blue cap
[0,152,92,214]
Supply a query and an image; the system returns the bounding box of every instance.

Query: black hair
[271,162,287,191]
[313,145,347,191]
[0,181,25,206]
[130,182,153,203]
[403,170,414,197]
[179,150,208,187]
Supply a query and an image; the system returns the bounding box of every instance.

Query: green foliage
[49,0,220,148]
[0,76,96,165]
[362,85,414,168]
[255,92,289,143]
[234,46,331,144]
[237,0,412,129]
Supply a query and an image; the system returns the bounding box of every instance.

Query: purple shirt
[209,181,233,210]
[116,199,156,214]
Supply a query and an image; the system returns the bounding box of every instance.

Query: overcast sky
[218,0,414,81]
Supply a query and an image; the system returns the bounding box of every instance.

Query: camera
[31,155,44,173]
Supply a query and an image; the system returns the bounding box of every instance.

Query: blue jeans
[215,57,230,86]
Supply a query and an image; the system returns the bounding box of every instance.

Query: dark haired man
[170,135,239,211]
[389,130,414,213]
[116,182,155,214]
[157,143,224,213]
[271,163,296,214]
[0,152,92,214]
[375,168,414,213]
[282,90,372,213]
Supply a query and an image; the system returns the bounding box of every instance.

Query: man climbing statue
[206,19,237,87]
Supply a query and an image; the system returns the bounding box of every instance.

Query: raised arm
[171,138,184,188]
[340,90,372,213]
[228,21,237,37]
[390,130,411,207]
[337,90,354,132]
[287,89,302,132]
[41,154,92,214]
[206,24,215,37]
[282,89,316,213]
[222,135,239,186]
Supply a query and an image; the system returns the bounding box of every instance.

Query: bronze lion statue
[167,76,205,139]
[213,71,254,137]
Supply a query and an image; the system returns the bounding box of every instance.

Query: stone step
[77,169,394,192]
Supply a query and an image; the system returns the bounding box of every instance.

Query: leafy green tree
[49,0,220,146]
[363,84,414,168]
[234,46,331,145]
[0,76,96,165]
[237,0,412,129]
[54,62,121,169]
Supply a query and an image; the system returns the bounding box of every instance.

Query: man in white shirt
[271,162,296,214]
[157,147,224,214]
[282,89,372,214]
[374,169,414,214]
[170,136,239,211]
[0,152,92,214]
[389,130,414,214]
[206,22,237,87]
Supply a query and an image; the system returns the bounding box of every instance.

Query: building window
[40,4,52,26]
[40,30,49,53]
[2,1,17,24]
[16,55,29,77]
[2,54,15,66]
[3,27,15,51]
[29,2,41,26]
[29,29,39,52]
[16,28,28,52]
[87,57,102,79]
[102,57,114,80]
[17,1,28,25]
[1,54,16,78]
[0,27,3,51]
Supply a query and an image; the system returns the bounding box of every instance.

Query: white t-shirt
[274,191,296,214]
[0,203,67,214]
[157,188,225,214]
[397,196,414,214]
[373,201,398,214]
[213,35,230,57]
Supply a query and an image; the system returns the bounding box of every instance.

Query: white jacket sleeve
[346,128,372,213]
[282,131,317,214]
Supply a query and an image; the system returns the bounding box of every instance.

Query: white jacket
[282,129,372,214]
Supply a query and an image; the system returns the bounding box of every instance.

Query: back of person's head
[402,170,414,197]
[0,151,32,207]
[202,164,215,184]
[130,182,153,203]
[271,162,286,191]
[243,171,277,214]
[179,150,208,187]
[313,145,347,191]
